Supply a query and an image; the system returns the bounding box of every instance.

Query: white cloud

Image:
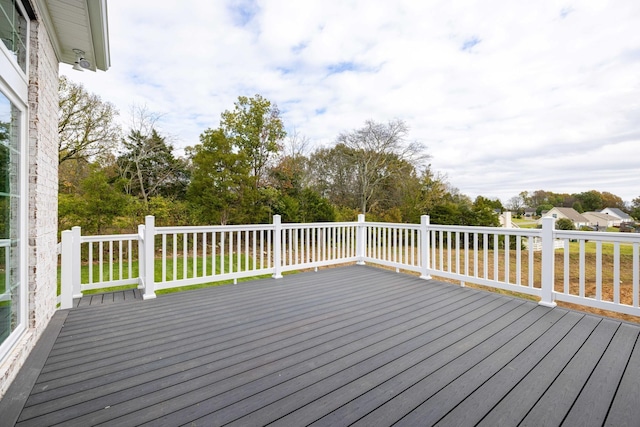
[61,0,640,203]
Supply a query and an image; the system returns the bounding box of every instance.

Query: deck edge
[0,310,68,426]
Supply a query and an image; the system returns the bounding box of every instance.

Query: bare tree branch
[58,76,120,164]
[336,119,430,214]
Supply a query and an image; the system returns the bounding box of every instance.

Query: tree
[58,157,92,194]
[268,130,312,196]
[187,129,251,225]
[572,201,584,213]
[423,185,501,226]
[297,188,335,222]
[409,168,449,221]
[528,190,550,208]
[333,119,429,214]
[574,190,603,212]
[308,144,360,209]
[519,191,531,208]
[267,132,335,223]
[117,128,189,204]
[601,191,625,210]
[220,94,286,190]
[59,165,132,234]
[556,218,575,230]
[506,196,524,214]
[536,203,553,216]
[58,76,120,164]
[630,197,640,221]
[474,196,503,212]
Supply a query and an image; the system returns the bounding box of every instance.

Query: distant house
[600,208,634,226]
[582,212,614,230]
[523,208,536,218]
[538,207,589,229]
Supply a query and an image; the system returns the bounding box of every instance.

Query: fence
[59,215,640,317]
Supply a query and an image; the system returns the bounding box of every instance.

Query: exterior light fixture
[72,48,91,71]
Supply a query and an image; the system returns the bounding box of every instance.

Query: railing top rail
[554,229,640,243]
[427,223,541,237]
[364,222,419,230]
[156,224,272,234]
[281,221,357,229]
[80,233,139,243]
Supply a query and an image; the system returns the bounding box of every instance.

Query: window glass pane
[0,91,20,344]
[0,0,27,72]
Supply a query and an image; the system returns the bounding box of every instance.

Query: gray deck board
[153,296,524,426]
[519,319,620,426]
[395,310,586,427]
[24,277,458,420]
[4,265,639,427]
[73,287,142,308]
[604,331,640,426]
[563,323,640,426]
[243,299,535,427]
[351,308,573,427]
[435,313,601,426]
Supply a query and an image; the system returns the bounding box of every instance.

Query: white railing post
[420,215,432,280]
[540,217,557,307]
[142,215,156,299]
[273,215,283,279]
[60,230,73,309]
[71,226,82,299]
[137,224,145,289]
[356,214,366,265]
[502,211,512,228]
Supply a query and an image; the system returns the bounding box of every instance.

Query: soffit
[34,0,110,71]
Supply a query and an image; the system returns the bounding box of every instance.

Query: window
[0,0,28,72]
[0,0,26,356]
[0,90,21,345]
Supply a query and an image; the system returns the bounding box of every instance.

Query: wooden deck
[2,265,639,426]
[72,288,143,307]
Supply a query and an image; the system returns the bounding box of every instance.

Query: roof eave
[34,0,111,72]
[86,0,110,71]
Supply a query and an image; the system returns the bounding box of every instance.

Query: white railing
[59,215,640,317]
[280,221,359,272]
[59,226,140,308]
[553,228,640,316]
[362,220,424,274]
[425,223,544,299]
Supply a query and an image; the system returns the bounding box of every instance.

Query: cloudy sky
[61,0,640,204]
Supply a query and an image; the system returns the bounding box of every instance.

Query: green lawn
[566,241,636,256]
[512,218,539,228]
[58,254,279,296]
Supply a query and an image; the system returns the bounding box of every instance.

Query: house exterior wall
[539,207,588,228]
[599,208,632,226]
[0,2,59,397]
[582,212,614,228]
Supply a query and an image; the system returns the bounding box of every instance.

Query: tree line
[57,77,638,234]
[505,190,639,219]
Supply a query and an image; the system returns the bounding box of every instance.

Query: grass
[568,241,635,256]
[59,254,275,296]
[512,218,539,228]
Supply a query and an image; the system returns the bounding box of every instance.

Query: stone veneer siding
[0,1,59,397]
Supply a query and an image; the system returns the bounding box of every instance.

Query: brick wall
[0,3,59,397]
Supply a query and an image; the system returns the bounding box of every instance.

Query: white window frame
[0,0,29,361]
[0,0,29,80]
